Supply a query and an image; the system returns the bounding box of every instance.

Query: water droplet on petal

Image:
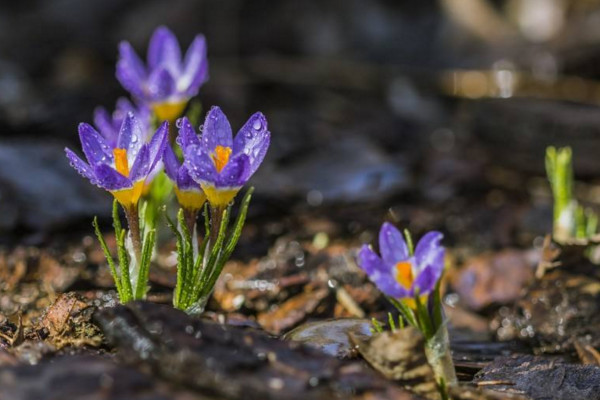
[252,119,262,131]
[176,118,183,128]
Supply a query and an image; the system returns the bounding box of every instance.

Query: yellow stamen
[201,184,239,207]
[151,101,188,123]
[113,148,129,177]
[212,145,232,173]
[395,261,414,290]
[174,187,207,211]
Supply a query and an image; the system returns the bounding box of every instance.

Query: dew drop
[176,118,183,128]
[252,119,262,130]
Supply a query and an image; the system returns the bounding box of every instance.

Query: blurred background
[2,0,600,249]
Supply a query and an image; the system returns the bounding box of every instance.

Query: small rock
[283,318,372,358]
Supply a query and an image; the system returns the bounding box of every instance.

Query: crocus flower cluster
[65,26,270,311]
[117,26,208,122]
[359,222,444,300]
[65,113,168,209]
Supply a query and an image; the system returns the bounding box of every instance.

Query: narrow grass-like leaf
[223,188,253,258]
[135,229,155,299]
[388,312,396,331]
[403,229,414,256]
[414,292,433,340]
[371,318,383,334]
[93,217,122,298]
[432,274,444,332]
[117,229,133,302]
[387,296,417,327]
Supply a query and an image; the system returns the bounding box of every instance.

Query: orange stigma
[113,148,129,177]
[395,261,414,289]
[212,145,232,173]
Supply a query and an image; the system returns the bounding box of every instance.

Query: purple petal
[215,153,250,188]
[181,34,208,96]
[358,245,408,298]
[129,144,150,183]
[184,145,216,184]
[129,122,168,182]
[378,222,409,266]
[176,166,199,191]
[177,117,201,152]
[162,143,180,182]
[147,67,176,102]
[202,106,233,152]
[414,231,444,272]
[116,42,147,100]
[147,26,181,73]
[358,245,386,276]
[94,164,132,191]
[78,123,113,165]
[65,148,98,185]
[117,112,144,161]
[412,265,440,296]
[93,107,118,148]
[233,112,270,176]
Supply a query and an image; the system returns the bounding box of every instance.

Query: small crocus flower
[65,112,168,209]
[93,98,152,148]
[93,98,162,193]
[163,117,206,211]
[116,26,208,122]
[358,223,444,301]
[184,106,270,207]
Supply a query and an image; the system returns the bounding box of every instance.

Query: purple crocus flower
[117,26,208,122]
[184,106,270,207]
[358,223,444,301]
[65,112,168,209]
[93,98,163,189]
[163,117,206,211]
[93,97,152,148]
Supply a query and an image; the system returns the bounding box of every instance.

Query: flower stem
[124,204,142,261]
[210,205,224,247]
[183,208,198,239]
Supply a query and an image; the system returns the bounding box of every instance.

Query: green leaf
[93,217,123,298]
[387,312,396,331]
[403,229,414,256]
[135,229,155,299]
[117,228,133,303]
[223,187,254,258]
[432,274,444,333]
[370,318,383,334]
[414,291,433,340]
[387,296,417,327]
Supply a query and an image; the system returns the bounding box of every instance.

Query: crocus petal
[176,166,199,191]
[215,153,250,188]
[412,265,440,296]
[379,222,409,266]
[177,116,201,152]
[358,245,387,276]
[93,107,118,147]
[147,26,182,73]
[185,145,216,184]
[128,144,150,183]
[233,112,270,176]
[202,106,233,151]
[94,164,132,191]
[162,143,180,182]
[129,121,168,182]
[414,231,444,273]
[181,34,208,95]
[65,148,98,185]
[79,123,113,165]
[147,67,176,102]
[117,112,144,162]
[116,42,147,100]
